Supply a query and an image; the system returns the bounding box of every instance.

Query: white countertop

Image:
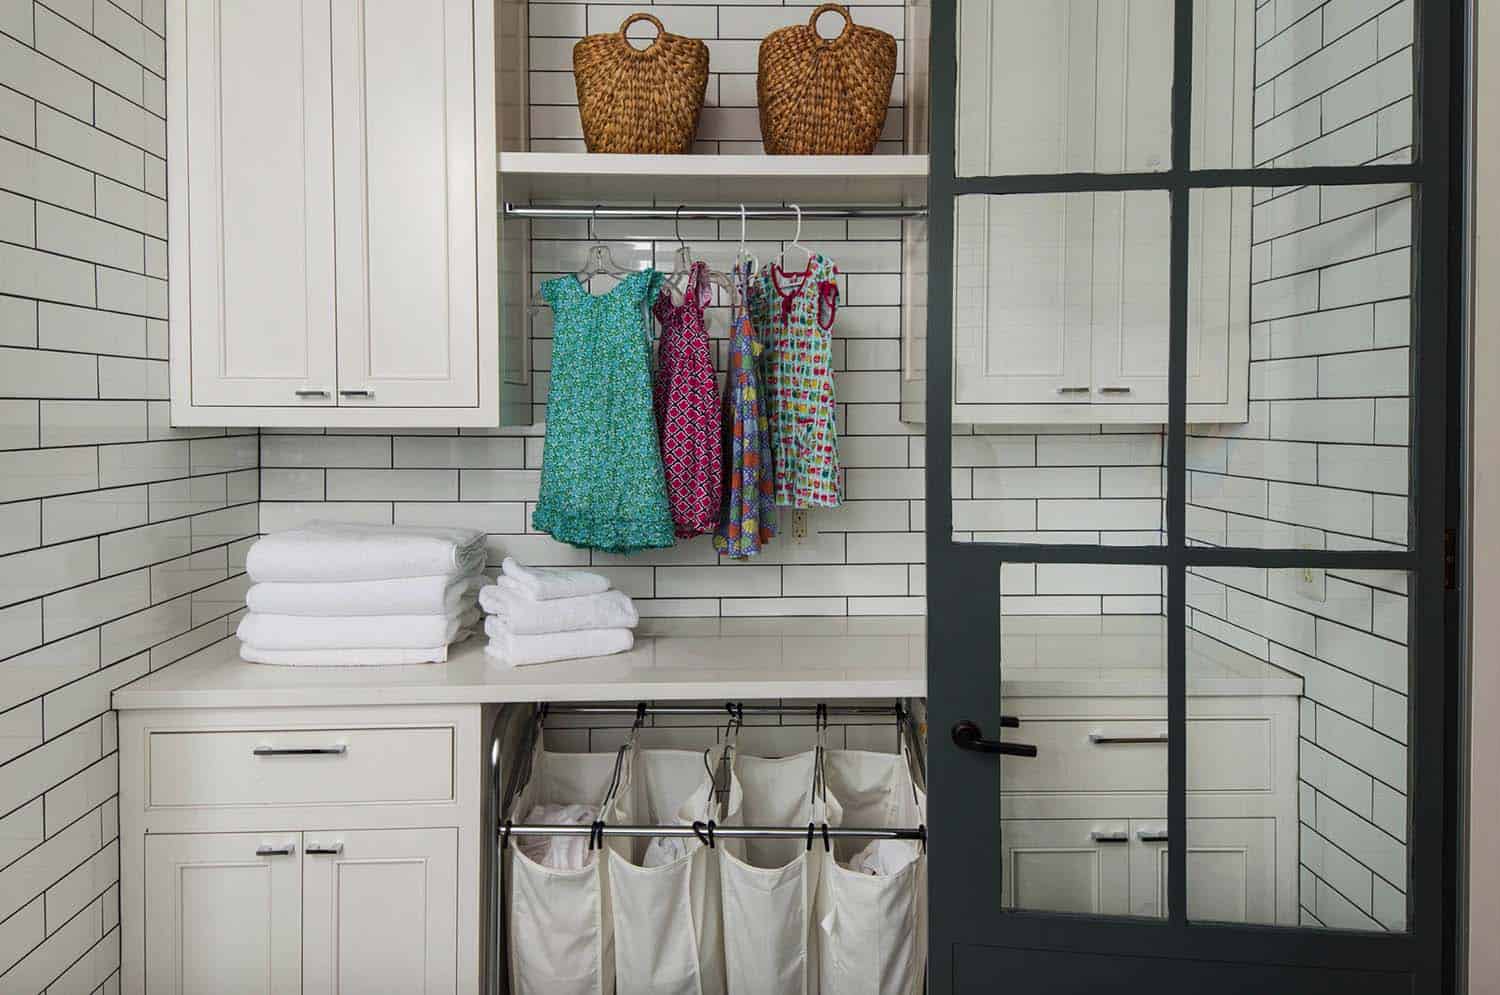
[111,615,1301,711]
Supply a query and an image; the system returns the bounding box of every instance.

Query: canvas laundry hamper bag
[718,729,843,995]
[608,743,733,995]
[816,746,927,995]
[507,729,637,995]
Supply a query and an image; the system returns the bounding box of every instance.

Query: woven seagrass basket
[757,3,897,155]
[573,12,709,154]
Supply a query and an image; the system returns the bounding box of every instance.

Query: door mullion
[1165,0,1195,931]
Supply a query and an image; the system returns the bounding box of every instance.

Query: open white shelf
[498,152,929,206]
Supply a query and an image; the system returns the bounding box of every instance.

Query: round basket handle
[618,12,666,55]
[808,2,853,43]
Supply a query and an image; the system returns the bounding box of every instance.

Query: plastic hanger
[773,203,814,276]
[575,205,634,283]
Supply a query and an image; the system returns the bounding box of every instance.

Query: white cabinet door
[145,833,303,995]
[1129,818,1276,922]
[1000,820,1131,916]
[953,193,1094,406]
[173,0,338,408]
[331,0,480,409]
[302,828,459,995]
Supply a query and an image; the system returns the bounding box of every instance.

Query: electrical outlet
[790,509,810,544]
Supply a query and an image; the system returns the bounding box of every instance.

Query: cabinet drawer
[1000,716,1274,794]
[148,727,454,807]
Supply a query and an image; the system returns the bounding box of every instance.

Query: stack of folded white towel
[237,521,487,666]
[481,558,639,667]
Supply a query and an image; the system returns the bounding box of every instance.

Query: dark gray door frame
[923,1,1466,991]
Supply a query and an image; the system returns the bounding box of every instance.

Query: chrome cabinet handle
[1137,827,1169,843]
[256,843,296,856]
[338,389,375,398]
[1056,386,1090,395]
[253,744,348,757]
[1089,829,1129,843]
[1097,386,1133,394]
[1088,730,1168,745]
[306,842,344,855]
[294,388,331,398]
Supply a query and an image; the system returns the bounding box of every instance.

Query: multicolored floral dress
[751,254,842,508]
[653,262,723,538]
[714,261,777,558]
[532,270,675,553]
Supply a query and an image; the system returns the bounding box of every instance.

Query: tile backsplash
[1184,0,1414,934]
[1,0,259,989]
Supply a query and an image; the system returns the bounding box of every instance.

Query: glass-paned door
[924,0,1460,991]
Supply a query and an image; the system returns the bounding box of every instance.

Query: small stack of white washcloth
[481,558,638,667]
[237,521,487,666]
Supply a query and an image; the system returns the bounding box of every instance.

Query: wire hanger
[575,204,634,283]
[773,203,814,275]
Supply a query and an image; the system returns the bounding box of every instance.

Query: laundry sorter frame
[486,699,931,993]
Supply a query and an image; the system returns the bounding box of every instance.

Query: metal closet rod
[543,702,905,718]
[504,823,925,841]
[502,203,928,220]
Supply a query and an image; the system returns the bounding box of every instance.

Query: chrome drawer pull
[1088,730,1168,745]
[294,388,331,398]
[253,744,348,757]
[306,842,344,855]
[339,389,375,398]
[1097,385,1133,394]
[1056,386,1090,395]
[256,843,296,857]
[1089,829,1129,843]
[1137,828,1169,843]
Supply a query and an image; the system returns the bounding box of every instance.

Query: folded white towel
[247,574,483,617]
[247,521,487,583]
[483,622,634,667]
[240,641,469,666]
[479,581,637,635]
[237,608,481,651]
[501,557,610,601]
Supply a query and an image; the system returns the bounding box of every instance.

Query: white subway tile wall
[0,1,257,990]
[1184,0,1414,933]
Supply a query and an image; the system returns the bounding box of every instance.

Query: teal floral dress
[532,270,675,553]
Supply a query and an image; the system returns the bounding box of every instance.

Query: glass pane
[956,0,1415,176]
[948,192,1170,546]
[956,0,1174,176]
[1243,0,1415,169]
[999,568,1169,917]
[1187,184,1413,550]
[1184,565,1410,930]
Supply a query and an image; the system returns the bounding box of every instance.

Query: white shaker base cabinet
[302,829,459,995]
[119,703,489,995]
[166,0,506,427]
[144,833,304,995]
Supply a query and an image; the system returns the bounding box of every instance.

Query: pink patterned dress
[653,262,723,537]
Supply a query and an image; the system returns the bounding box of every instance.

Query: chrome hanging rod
[543,702,905,718]
[503,202,927,220]
[502,823,925,842]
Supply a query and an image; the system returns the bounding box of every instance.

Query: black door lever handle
[952,720,1038,757]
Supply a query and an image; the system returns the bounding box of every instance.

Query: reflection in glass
[998,578,1168,918]
[1185,566,1409,930]
[1188,185,1412,550]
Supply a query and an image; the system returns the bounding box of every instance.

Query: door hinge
[1444,528,1458,590]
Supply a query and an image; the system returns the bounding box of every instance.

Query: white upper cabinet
[168,0,503,426]
[177,0,338,409]
[945,0,1253,425]
[331,0,479,409]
